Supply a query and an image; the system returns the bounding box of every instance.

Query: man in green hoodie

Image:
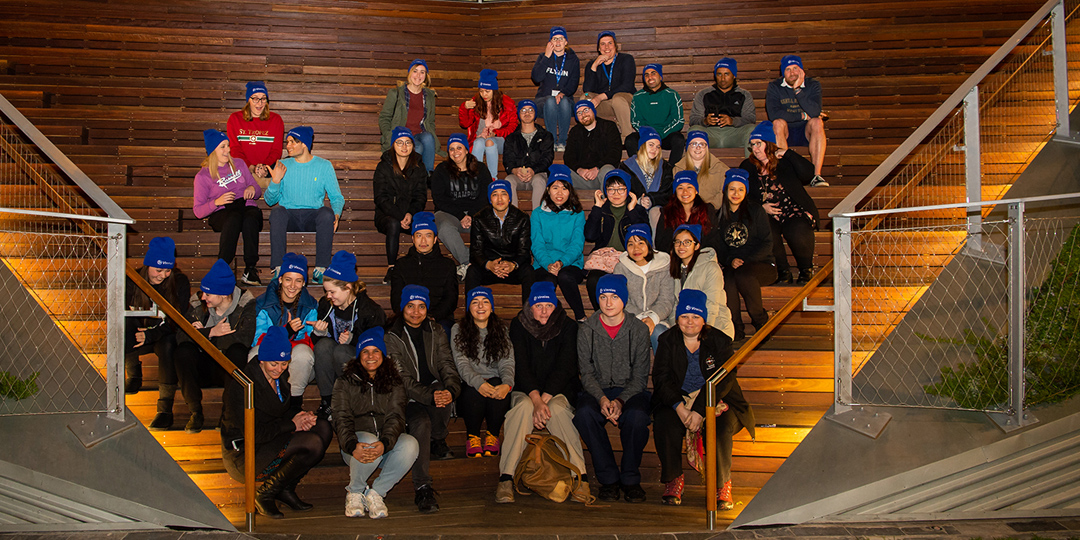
[626,63,686,163]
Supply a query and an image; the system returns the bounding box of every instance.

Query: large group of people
[122,28,836,520]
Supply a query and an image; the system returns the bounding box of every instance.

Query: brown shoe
[495,479,514,503]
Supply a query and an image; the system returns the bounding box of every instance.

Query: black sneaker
[772,269,794,286]
[597,483,620,502]
[383,266,394,285]
[241,268,261,286]
[796,268,814,285]
[315,402,333,422]
[415,485,440,514]
[622,483,647,503]
[431,438,455,460]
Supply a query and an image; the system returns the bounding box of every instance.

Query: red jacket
[458,94,518,146]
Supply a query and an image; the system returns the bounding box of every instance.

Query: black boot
[276,480,314,512]
[150,384,176,430]
[255,455,311,518]
[124,357,142,394]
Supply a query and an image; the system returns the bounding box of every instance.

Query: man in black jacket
[464,179,535,302]
[388,212,459,336]
[504,99,555,210]
[564,100,623,191]
[384,285,462,514]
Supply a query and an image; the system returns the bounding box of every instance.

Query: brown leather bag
[513,432,589,503]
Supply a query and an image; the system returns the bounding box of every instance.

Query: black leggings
[723,262,776,336]
[456,378,511,436]
[207,201,262,270]
[378,216,407,266]
[534,265,586,320]
[770,217,814,274]
[585,269,608,310]
[278,417,333,473]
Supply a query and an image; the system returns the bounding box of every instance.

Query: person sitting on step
[249,252,318,403]
[388,211,460,336]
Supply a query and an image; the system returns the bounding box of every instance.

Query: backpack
[513,432,593,503]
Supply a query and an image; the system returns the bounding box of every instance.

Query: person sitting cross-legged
[574,274,652,503]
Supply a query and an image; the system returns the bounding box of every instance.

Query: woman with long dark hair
[458,69,518,178]
[451,287,514,458]
[220,326,332,518]
[531,164,587,320]
[430,133,492,270]
[714,169,776,340]
[373,126,429,283]
[665,224,735,340]
[654,170,715,255]
[333,327,418,519]
[739,121,818,284]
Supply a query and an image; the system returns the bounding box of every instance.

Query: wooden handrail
[125,265,257,531]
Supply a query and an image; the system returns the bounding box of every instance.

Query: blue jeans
[413,130,437,172]
[573,388,652,486]
[471,136,504,179]
[650,322,669,352]
[342,431,419,497]
[536,95,573,146]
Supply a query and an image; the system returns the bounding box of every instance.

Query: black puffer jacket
[389,246,459,322]
[332,370,408,454]
[503,127,555,175]
[469,205,532,269]
[373,148,428,232]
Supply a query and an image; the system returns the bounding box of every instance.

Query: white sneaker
[364,489,388,519]
[456,263,469,283]
[345,492,366,518]
[555,144,566,152]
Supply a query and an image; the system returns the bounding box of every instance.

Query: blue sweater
[531,202,586,270]
[264,156,345,215]
[531,49,581,99]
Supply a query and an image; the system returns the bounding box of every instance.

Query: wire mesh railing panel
[0,218,109,415]
[845,220,1012,411]
[1020,213,1080,408]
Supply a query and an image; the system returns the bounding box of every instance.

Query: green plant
[922,223,1080,409]
[0,371,39,400]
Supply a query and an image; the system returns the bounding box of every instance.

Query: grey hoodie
[577,311,652,404]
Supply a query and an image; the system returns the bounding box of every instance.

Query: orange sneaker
[483,431,501,456]
[718,480,734,511]
[466,434,482,458]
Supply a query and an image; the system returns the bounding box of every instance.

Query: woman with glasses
[664,224,735,340]
[227,81,284,190]
[583,170,648,308]
[531,26,580,152]
[373,127,429,283]
[674,130,729,209]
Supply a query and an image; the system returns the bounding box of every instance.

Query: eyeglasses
[250,97,268,103]
[688,141,708,148]
[673,239,698,248]
[606,187,627,194]
[394,139,414,146]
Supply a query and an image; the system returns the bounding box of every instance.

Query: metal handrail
[829,0,1064,218]
[0,206,133,225]
[125,266,257,531]
[0,94,131,223]
[836,192,1080,218]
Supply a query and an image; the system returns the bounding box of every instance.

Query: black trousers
[377,215,410,266]
[456,378,511,437]
[534,265,586,320]
[723,262,776,338]
[172,341,248,413]
[653,405,742,485]
[585,269,608,310]
[405,389,453,489]
[207,201,262,270]
[465,261,536,304]
[624,131,686,164]
[770,216,815,274]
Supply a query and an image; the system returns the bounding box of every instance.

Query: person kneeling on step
[220,326,332,519]
[385,284,462,514]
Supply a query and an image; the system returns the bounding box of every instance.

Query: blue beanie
[245,81,268,101]
[603,169,630,192]
[478,68,499,90]
[724,168,750,192]
[674,170,699,192]
[642,63,663,79]
[259,326,292,362]
[674,223,702,243]
[714,58,737,78]
[408,59,428,74]
[488,178,512,201]
[280,252,308,281]
[686,130,709,148]
[517,99,537,114]
[625,223,653,249]
[597,30,616,49]
[400,284,430,312]
[143,237,176,269]
[356,326,387,358]
[550,26,567,40]
[200,259,236,296]
[391,126,414,145]
[676,289,708,321]
[596,273,628,306]
[574,99,596,117]
[546,164,572,187]
[467,286,494,307]
[781,55,803,72]
[528,281,558,307]
[203,129,228,157]
[411,211,437,236]
[447,133,468,150]
[286,126,314,151]
[637,126,661,150]
[749,121,776,145]
[322,250,358,283]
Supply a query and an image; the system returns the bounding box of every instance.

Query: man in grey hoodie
[573,273,652,503]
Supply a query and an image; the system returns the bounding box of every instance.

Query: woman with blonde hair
[192,129,263,285]
[227,81,284,189]
[619,126,673,232]
[674,130,729,209]
[379,59,439,173]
